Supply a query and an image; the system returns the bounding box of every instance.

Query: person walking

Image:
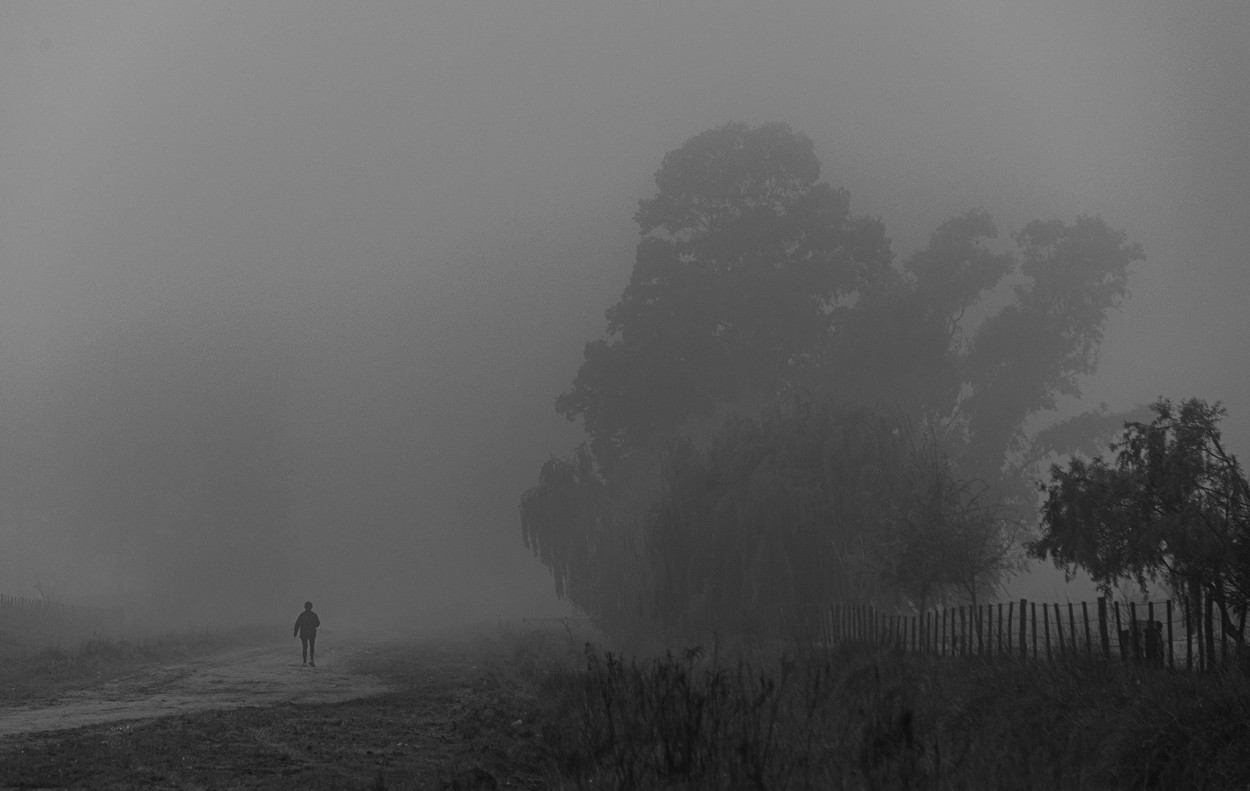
[294,601,321,667]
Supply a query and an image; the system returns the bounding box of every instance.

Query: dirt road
[0,635,390,737]
[0,628,555,788]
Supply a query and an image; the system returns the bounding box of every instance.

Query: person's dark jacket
[294,610,320,639]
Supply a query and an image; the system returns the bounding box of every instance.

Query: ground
[0,626,554,790]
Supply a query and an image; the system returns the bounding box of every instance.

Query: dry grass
[0,623,277,704]
[521,637,1250,790]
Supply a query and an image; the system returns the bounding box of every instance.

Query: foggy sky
[1,2,1247,619]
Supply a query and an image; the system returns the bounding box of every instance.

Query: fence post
[1006,602,1014,656]
[1113,602,1124,662]
[1082,601,1092,658]
[1030,601,1038,658]
[984,604,991,656]
[983,605,991,656]
[1043,602,1051,661]
[958,606,967,657]
[1166,600,1175,670]
[1129,602,1139,663]
[1063,602,1072,655]
[941,608,948,656]
[975,604,985,654]
[995,604,1005,654]
[1147,601,1157,666]
[1098,597,1110,659]
[1054,603,1065,656]
[1019,599,1028,658]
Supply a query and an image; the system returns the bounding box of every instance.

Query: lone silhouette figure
[294,601,321,667]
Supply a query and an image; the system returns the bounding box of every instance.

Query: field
[1,620,1248,789]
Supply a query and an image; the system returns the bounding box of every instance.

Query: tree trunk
[1237,602,1248,648]
[1214,583,1233,662]
[1204,587,1217,668]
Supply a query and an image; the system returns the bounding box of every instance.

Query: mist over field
[0,2,1247,627]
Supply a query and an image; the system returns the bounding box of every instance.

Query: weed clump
[538,643,930,789]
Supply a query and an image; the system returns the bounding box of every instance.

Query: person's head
[304,601,313,610]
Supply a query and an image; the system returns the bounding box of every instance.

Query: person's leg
[301,637,309,665]
[308,634,316,666]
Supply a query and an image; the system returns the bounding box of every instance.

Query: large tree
[522,121,1143,635]
[1030,398,1250,648]
[555,122,892,471]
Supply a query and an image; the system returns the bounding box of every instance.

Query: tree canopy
[1031,398,1250,636]
[522,121,1144,637]
[555,122,892,471]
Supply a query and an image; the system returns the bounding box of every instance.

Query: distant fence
[792,596,1246,672]
[0,594,124,633]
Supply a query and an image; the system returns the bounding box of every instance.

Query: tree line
[519,121,1245,644]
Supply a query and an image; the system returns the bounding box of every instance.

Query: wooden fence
[0,593,124,632]
[794,596,1245,671]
